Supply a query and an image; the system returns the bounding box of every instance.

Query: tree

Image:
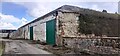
[102,10,107,13]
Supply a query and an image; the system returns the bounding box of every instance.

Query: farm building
[0,29,16,38]
[9,5,119,48]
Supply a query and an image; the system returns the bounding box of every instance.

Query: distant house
[0,29,16,38]
[9,5,119,46]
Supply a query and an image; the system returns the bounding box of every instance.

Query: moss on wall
[78,14,119,37]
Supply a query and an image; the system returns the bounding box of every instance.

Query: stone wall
[63,37,120,50]
[56,12,80,46]
[57,12,79,37]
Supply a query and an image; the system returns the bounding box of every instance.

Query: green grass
[0,41,5,56]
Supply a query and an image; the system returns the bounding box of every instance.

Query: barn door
[46,19,56,45]
[30,26,33,40]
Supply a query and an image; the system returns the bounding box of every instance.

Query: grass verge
[0,41,5,56]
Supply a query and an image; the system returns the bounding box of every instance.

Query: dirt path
[1,39,52,54]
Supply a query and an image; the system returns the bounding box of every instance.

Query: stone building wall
[33,22,46,42]
[57,12,79,37]
[63,37,120,51]
[56,12,80,46]
[10,14,56,43]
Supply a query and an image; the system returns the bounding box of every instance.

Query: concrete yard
[0,38,52,55]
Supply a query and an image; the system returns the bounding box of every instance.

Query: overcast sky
[0,0,119,29]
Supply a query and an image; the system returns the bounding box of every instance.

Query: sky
[0,0,119,30]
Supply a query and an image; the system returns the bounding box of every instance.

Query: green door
[46,19,56,45]
[30,26,33,40]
